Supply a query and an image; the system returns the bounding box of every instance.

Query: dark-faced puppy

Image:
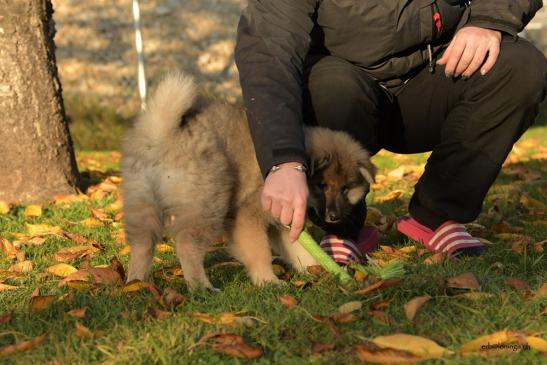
[304,128,376,240]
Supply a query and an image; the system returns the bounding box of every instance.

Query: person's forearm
[235,0,318,177]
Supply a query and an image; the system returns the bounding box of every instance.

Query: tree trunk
[0,0,80,203]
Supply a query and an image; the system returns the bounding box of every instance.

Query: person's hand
[437,26,502,78]
[262,162,308,242]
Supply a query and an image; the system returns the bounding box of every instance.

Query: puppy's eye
[342,186,349,195]
[319,182,327,189]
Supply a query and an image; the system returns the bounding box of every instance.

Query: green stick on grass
[296,229,353,285]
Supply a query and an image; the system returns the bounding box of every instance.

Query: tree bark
[0,0,80,203]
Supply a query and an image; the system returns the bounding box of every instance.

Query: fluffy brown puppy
[122,72,375,289]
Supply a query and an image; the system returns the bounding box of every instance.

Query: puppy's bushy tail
[134,71,197,144]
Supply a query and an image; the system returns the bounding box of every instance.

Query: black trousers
[303,37,546,236]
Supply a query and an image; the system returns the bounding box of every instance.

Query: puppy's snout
[325,210,341,223]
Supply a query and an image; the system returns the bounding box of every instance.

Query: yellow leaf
[156,243,174,253]
[526,336,547,352]
[25,223,61,236]
[122,280,150,293]
[353,270,367,282]
[46,263,78,277]
[9,260,33,273]
[452,292,495,301]
[0,201,11,214]
[119,245,131,255]
[1,239,17,258]
[337,301,362,314]
[53,194,88,204]
[404,296,432,322]
[24,205,42,217]
[376,190,405,203]
[460,330,514,354]
[0,283,18,292]
[520,194,547,211]
[372,333,453,358]
[80,218,102,227]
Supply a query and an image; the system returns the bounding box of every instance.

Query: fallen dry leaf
[194,333,263,359]
[1,238,17,259]
[74,322,95,339]
[354,270,367,282]
[330,312,359,323]
[536,283,547,298]
[9,260,33,273]
[423,253,446,265]
[372,333,453,358]
[47,263,78,277]
[445,272,480,290]
[79,218,102,228]
[58,270,91,286]
[376,190,404,203]
[0,312,13,325]
[29,295,56,313]
[404,295,432,322]
[526,336,547,352]
[122,280,151,293]
[53,245,99,262]
[0,201,11,214]
[90,207,110,221]
[146,307,171,320]
[355,342,422,364]
[505,278,530,292]
[25,223,61,236]
[67,307,87,319]
[163,287,185,307]
[0,331,49,357]
[0,283,18,292]
[62,232,96,246]
[354,279,401,295]
[110,256,126,282]
[452,292,495,301]
[369,310,392,325]
[156,243,174,253]
[459,330,520,354]
[278,294,298,308]
[337,301,362,314]
[191,312,247,326]
[312,342,335,353]
[65,281,96,290]
[307,265,324,276]
[53,194,88,204]
[86,267,122,286]
[23,205,42,217]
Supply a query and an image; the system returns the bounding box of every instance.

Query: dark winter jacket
[234,0,543,177]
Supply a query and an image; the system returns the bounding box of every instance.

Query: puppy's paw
[250,274,283,287]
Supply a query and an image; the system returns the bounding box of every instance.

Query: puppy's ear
[359,160,376,185]
[310,156,330,176]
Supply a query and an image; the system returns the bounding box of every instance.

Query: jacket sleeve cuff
[262,148,309,179]
[463,17,518,39]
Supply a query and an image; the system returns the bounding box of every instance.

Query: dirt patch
[52,0,245,118]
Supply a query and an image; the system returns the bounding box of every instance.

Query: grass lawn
[0,127,545,364]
